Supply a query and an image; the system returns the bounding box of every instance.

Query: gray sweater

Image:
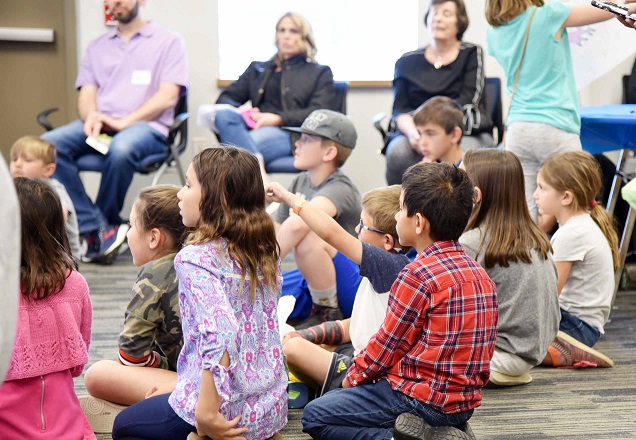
[460,228,560,366]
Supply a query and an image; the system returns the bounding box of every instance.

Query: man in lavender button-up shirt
[42,0,188,264]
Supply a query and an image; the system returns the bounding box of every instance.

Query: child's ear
[473,186,482,204]
[414,213,429,236]
[561,190,574,207]
[43,163,56,178]
[450,126,463,145]
[322,143,338,162]
[148,227,162,250]
[383,234,395,252]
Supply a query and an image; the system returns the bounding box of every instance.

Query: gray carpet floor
[78,250,636,439]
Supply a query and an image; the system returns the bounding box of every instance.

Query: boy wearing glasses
[301,162,498,440]
[267,182,411,398]
[271,109,362,327]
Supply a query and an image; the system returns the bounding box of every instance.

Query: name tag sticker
[131,70,152,85]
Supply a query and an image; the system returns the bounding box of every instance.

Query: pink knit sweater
[5,270,92,381]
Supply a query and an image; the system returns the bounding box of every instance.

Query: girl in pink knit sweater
[0,177,94,439]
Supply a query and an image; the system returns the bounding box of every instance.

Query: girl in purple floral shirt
[113,147,287,440]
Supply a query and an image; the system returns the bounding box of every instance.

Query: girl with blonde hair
[535,151,618,368]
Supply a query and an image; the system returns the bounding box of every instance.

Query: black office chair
[265,80,349,173]
[36,91,190,186]
[371,77,504,151]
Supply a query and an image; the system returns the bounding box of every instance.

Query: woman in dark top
[384,0,493,185]
[214,12,336,171]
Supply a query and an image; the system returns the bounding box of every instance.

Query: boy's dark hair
[402,162,474,241]
[413,96,464,136]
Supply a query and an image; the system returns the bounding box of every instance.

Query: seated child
[81,185,188,433]
[266,183,411,395]
[9,136,81,261]
[0,177,94,439]
[113,147,287,440]
[413,96,465,167]
[273,109,362,326]
[535,151,618,368]
[460,149,560,386]
[301,162,498,440]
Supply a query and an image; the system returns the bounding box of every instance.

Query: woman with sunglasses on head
[213,12,337,176]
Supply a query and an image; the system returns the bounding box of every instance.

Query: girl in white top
[534,151,619,368]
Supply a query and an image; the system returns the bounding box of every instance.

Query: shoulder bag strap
[503,6,537,148]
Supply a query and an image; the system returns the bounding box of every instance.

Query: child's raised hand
[195,413,248,440]
[266,182,291,204]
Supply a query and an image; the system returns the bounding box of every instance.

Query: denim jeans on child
[559,308,601,347]
[112,393,195,440]
[301,378,473,440]
[42,120,168,233]
[214,109,293,166]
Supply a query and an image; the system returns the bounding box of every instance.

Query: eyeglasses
[358,218,386,235]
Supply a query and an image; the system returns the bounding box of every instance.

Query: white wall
[74,0,635,218]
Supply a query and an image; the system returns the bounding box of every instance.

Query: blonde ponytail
[590,203,620,270]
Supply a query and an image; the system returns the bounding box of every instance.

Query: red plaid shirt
[346,241,498,414]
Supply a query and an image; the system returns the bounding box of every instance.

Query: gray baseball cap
[284,109,357,149]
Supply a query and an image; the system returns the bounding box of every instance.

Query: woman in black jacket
[215,12,336,170]
[384,0,493,185]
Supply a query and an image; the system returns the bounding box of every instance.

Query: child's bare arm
[563,5,613,28]
[267,182,363,264]
[555,261,574,295]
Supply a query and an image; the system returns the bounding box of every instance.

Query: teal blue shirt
[487,3,579,134]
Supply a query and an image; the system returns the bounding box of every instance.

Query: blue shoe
[287,381,310,409]
[82,224,129,265]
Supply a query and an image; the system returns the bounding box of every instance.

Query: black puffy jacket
[216,54,336,126]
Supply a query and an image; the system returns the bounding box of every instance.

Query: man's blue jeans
[42,120,167,233]
[302,379,473,440]
[214,110,292,166]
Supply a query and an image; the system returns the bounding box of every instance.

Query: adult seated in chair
[384,0,493,185]
[213,12,336,173]
[41,0,188,264]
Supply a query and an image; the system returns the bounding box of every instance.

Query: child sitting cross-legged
[301,162,498,440]
[266,183,411,397]
[273,109,362,327]
[460,149,560,387]
[535,151,618,368]
[80,185,189,434]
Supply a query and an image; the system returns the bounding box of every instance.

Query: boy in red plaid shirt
[302,162,498,440]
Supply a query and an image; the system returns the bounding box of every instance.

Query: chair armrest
[36,107,59,132]
[371,112,389,141]
[170,112,190,132]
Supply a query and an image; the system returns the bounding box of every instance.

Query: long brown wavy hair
[463,149,551,268]
[188,147,280,300]
[15,177,75,301]
[540,151,620,270]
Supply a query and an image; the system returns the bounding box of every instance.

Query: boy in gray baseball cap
[269,109,362,328]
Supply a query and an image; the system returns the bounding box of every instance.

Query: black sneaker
[295,304,344,330]
[82,223,129,265]
[393,412,475,440]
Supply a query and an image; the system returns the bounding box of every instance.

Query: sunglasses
[358,218,386,235]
